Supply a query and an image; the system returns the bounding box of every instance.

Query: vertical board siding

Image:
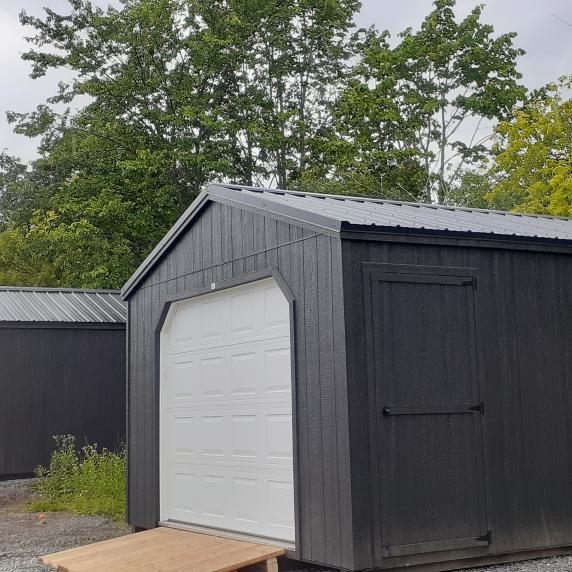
[127,201,352,569]
[0,327,126,476]
[342,239,572,570]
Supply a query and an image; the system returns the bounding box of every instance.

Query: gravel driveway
[1,479,572,572]
[0,479,128,571]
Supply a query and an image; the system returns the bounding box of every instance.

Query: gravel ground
[474,557,572,572]
[0,478,128,571]
[1,479,572,572]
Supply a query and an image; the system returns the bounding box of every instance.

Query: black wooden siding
[342,238,572,570]
[0,325,126,476]
[127,200,354,569]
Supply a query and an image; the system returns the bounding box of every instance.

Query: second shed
[0,287,127,477]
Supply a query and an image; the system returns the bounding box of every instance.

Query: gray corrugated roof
[0,287,126,323]
[228,185,572,240]
[122,183,572,299]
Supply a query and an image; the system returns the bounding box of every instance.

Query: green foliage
[329,0,526,203]
[446,168,495,209]
[487,78,572,215]
[0,0,361,287]
[30,435,126,522]
[0,0,537,286]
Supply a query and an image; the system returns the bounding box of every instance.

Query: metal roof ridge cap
[215,183,572,222]
[208,185,343,231]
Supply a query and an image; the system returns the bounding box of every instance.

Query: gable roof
[121,183,572,299]
[0,287,126,323]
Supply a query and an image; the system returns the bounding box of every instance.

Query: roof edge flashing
[340,222,572,247]
[0,286,122,294]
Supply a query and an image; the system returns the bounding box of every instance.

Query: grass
[29,435,126,522]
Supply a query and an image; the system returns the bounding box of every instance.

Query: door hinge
[469,401,485,415]
[476,530,493,544]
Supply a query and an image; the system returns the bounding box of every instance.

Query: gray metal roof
[226,185,572,240]
[0,287,126,323]
[122,183,572,299]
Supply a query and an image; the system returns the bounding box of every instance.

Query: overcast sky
[1,0,571,164]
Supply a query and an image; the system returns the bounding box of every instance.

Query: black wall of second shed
[127,200,354,569]
[0,325,126,477]
[342,237,572,571]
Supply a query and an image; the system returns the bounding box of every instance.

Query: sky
[0,0,571,164]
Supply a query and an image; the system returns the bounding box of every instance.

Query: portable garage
[123,184,572,572]
[0,287,126,477]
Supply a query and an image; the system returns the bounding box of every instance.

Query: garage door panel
[171,472,197,516]
[170,415,197,459]
[266,414,294,461]
[233,476,261,524]
[201,299,227,341]
[171,304,199,345]
[165,281,289,349]
[161,278,294,542]
[264,347,291,393]
[230,291,257,335]
[166,331,289,358]
[166,359,196,401]
[200,415,226,458]
[263,285,290,329]
[165,406,292,466]
[165,339,291,408]
[266,480,295,530]
[200,356,227,398]
[231,414,258,458]
[167,463,295,541]
[230,351,259,395]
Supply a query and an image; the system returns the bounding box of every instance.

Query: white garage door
[159,277,295,543]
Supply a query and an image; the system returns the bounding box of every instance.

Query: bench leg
[241,557,279,572]
[267,557,279,572]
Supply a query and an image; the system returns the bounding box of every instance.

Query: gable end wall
[127,200,354,569]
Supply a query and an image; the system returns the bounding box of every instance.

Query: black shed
[0,287,127,477]
[123,184,572,572]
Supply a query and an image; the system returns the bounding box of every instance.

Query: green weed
[29,435,126,522]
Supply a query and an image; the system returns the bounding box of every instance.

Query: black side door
[365,264,489,560]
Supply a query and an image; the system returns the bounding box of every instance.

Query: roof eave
[339,221,572,249]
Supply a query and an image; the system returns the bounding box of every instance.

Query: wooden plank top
[41,527,285,572]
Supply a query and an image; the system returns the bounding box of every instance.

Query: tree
[0,153,29,228]
[214,0,360,188]
[306,28,429,202]
[487,78,572,215]
[446,168,494,209]
[331,0,526,203]
[0,0,362,287]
